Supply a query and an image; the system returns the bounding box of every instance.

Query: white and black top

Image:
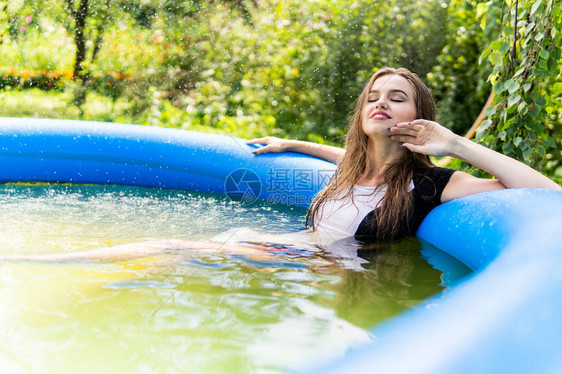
[316,167,456,242]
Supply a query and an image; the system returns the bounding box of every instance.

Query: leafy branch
[476,0,561,173]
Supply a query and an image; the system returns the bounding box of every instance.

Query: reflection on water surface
[0,184,471,373]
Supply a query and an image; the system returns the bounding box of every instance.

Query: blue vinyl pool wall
[1,117,562,373]
[315,188,562,374]
[0,117,335,207]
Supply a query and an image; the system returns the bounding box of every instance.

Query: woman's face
[362,74,417,137]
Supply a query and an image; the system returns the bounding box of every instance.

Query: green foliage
[176,0,450,144]
[477,0,561,181]
[0,0,560,182]
[0,0,451,142]
[427,0,496,134]
[0,1,8,43]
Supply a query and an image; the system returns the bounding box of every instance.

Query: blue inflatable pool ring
[1,117,561,373]
[314,188,562,374]
[0,117,335,207]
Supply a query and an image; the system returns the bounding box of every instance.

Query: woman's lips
[370,111,391,120]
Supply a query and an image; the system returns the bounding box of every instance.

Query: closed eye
[368,98,404,103]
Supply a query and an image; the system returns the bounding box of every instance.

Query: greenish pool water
[0,184,471,373]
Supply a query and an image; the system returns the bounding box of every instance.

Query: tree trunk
[90,0,112,63]
[72,0,89,81]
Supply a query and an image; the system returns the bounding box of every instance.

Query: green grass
[0,88,137,123]
[0,88,279,140]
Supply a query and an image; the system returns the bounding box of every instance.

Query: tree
[477,0,561,177]
[426,0,497,135]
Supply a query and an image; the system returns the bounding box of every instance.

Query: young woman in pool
[248,67,561,241]
[4,67,560,262]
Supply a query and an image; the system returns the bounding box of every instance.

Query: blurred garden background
[0,0,561,181]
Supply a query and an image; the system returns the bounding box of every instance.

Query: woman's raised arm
[247,136,345,164]
[389,119,562,201]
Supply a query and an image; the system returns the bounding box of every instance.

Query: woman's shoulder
[413,166,456,184]
[413,166,456,179]
[412,166,457,200]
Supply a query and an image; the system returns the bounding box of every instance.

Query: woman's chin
[363,125,394,138]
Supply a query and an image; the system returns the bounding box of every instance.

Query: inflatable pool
[1,117,561,373]
[0,117,335,207]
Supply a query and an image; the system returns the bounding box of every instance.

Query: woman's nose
[374,98,388,109]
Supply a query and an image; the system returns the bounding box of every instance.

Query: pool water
[0,184,471,373]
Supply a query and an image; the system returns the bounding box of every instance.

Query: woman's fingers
[395,120,423,127]
[247,136,291,154]
[392,121,425,132]
[390,135,417,143]
[390,127,418,137]
[390,121,433,153]
[394,121,414,128]
[401,143,423,153]
[390,120,436,143]
[390,123,422,144]
[252,145,270,154]
[246,137,270,144]
[392,120,458,156]
[248,137,276,154]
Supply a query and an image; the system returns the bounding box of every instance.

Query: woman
[249,67,561,241]
[4,67,560,262]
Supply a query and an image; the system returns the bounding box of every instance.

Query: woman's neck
[358,137,405,186]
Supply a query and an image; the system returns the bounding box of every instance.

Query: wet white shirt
[316,181,415,237]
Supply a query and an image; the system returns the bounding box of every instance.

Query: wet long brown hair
[306,67,435,240]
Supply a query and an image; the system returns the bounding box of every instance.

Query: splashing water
[0,184,470,373]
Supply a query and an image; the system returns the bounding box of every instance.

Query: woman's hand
[247,136,293,155]
[389,119,460,157]
[389,120,561,197]
[248,136,344,164]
